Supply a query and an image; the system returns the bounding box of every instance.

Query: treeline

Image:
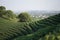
[0,6,32,22]
[0,6,16,20]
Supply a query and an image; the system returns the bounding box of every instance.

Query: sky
[0,0,60,11]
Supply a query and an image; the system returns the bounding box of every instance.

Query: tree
[18,12,32,22]
[0,6,6,10]
[3,10,16,19]
[0,10,5,17]
[0,6,6,17]
[0,6,16,20]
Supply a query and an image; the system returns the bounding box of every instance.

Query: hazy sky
[0,0,60,11]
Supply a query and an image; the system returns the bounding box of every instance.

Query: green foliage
[0,6,6,10]
[0,6,16,20]
[13,14,60,40]
[0,13,60,40]
[18,12,32,22]
[48,33,53,40]
[3,10,16,19]
[54,36,59,40]
[0,6,6,17]
[0,10,6,17]
[0,17,27,40]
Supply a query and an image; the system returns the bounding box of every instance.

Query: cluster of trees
[0,6,16,20]
[0,6,32,22]
[18,12,32,22]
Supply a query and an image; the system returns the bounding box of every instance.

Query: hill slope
[13,13,60,40]
[0,13,60,40]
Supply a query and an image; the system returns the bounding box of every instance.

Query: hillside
[0,17,27,40]
[0,13,60,40]
[13,13,60,40]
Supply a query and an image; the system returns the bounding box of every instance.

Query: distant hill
[28,10,60,16]
[14,10,60,16]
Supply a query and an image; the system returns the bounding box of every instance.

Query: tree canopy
[0,6,6,10]
[0,6,16,20]
[3,10,16,19]
[18,12,32,22]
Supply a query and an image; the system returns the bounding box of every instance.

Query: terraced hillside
[0,13,60,40]
[13,13,60,40]
[0,18,27,40]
